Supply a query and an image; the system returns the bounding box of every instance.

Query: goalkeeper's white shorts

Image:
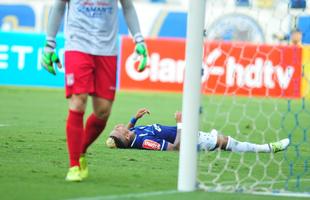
[198,129,218,151]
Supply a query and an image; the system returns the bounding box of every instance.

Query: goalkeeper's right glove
[135,42,148,72]
[134,33,148,72]
[41,38,62,75]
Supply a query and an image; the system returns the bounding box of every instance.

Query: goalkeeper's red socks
[66,110,84,167]
[81,113,106,154]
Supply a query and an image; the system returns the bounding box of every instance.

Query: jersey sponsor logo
[78,0,113,18]
[142,139,161,150]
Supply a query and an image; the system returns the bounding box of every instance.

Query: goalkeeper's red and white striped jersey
[65,0,119,55]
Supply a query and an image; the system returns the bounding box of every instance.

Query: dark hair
[109,136,127,149]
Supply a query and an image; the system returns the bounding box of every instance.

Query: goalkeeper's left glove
[134,33,148,72]
[41,38,62,75]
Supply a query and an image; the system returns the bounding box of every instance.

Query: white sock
[226,136,271,153]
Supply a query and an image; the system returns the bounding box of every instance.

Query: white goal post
[177,0,206,192]
[178,0,310,196]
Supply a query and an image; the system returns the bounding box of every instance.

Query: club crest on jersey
[142,140,161,150]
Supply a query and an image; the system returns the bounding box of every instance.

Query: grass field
[0,86,309,200]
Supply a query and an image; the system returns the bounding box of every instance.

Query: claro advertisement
[120,37,302,98]
[0,32,305,99]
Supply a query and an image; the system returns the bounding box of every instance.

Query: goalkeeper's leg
[80,98,112,179]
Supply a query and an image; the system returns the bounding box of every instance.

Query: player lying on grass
[106,108,290,152]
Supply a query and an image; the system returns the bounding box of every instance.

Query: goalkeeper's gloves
[134,33,148,72]
[41,38,62,75]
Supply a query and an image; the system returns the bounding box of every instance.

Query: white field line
[66,190,179,200]
[251,191,310,198]
[199,178,310,187]
[199,178,310,198]
[0,124,9,127]
[66,185,310,200]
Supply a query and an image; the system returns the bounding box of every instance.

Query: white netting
[198,0,310,196]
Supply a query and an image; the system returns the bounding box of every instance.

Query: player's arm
[127,108,150,129]
[120,0,148,72]
[41,0,67,75]
[166,128,181,151]
[166,111,182,151]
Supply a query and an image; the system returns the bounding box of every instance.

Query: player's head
[106,124,132,149]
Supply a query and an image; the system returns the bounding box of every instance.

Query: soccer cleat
[79,155,88,180]
[269,138,290,153]
[65,166,82,182]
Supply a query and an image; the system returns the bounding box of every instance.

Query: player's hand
[135,108,150,119]
[175,111,182,123]
[41,42,62,75]
[135,42,148,72]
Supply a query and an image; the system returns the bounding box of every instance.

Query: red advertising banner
[120,37,185,92]
[119,36,302,98]
[203,41,302,98]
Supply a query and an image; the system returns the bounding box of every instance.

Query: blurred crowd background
[1,0,309,45]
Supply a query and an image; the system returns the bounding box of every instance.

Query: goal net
[197,0,310,196]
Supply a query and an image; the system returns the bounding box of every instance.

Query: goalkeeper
[106,108,290,152]
[41,0,147,182]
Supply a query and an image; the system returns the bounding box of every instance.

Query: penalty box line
[66,190,179,200]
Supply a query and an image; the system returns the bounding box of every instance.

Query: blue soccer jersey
[130,124,177,151]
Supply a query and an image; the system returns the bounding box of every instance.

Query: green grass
[0,86,309,200]
[199,95,310,193]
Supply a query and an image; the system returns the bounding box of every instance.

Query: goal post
[177,0,206,192]
[178,0,310,196]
